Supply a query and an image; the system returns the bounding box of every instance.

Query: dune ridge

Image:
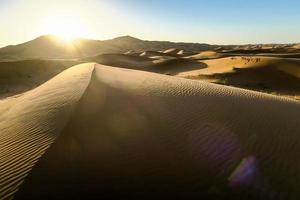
[0,63,94,199]
[1,63,300,199]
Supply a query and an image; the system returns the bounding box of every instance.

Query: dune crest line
[0,63,95,199]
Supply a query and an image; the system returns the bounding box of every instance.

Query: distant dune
[179,56,300,99]
[187,51,223,60]
[0,35,215,61]
[2,47,300,101]
[0,59,79,98]
[292,44,300,49]
[82,53,153,70]
[0,34,299,62]
[1,63,300,199]
[163,48,182,55]
[81,51,300,99]
[179,56,291,75]
[83,53,204,75]
[140,50,169,57]
[151,58,205,74]
[1,34,299,98]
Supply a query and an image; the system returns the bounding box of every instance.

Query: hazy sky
[1,0,300,47]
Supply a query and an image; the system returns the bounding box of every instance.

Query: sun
[42,15,91,42]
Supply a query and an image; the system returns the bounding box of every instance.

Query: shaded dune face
[0,64,94,199]
[151,58,206,75]
[188,51,223,60]
[83,54,153,70]
[1,64,300,199]
[83,53,206,75]
[0,60,78,99]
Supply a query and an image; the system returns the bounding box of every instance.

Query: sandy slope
[140,51,167,57]
[181,56,300,77]
[292,44,300,48]
[0,63,298,199]
[83,53,153,70]
[0,60,79,99]
[178,56,300,99]
[82,53,205,75]
[178,56,267,76]
[0,63,94,199]
[151,58,206,75]
[162,48,184,56]
[187,51,223,60]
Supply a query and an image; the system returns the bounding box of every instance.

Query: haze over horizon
[1,0,300,47]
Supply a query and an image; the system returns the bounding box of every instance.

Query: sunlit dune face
[42,15,91,42]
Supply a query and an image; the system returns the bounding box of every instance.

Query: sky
[0,0,300,47]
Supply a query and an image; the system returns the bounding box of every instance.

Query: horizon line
[1,34,299,49]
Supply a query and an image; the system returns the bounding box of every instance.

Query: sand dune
[162,48,196,57]
[140,51,167,57]
[140,49,193,58]
[147,55,176,60]
[187,51,223,60]
[292,44,300,49]
[151,58,206,75]
[178,49,196,56]
[163,48,182,55]
[177,49,185,55]
[124,50,140,56]
[82,53,153,70]
[179,56,300,99]
[180,56,300,75]
[0,63,94,199]
[1,63,300,199]
[220,44,300,54]
[0,35,216,61]
[0,60,79,99]
[254,53,300,59]
[82,53,204,75]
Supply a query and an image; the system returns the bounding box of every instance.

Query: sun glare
[42,15,91,42]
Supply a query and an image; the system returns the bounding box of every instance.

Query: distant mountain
[0,35,216,61]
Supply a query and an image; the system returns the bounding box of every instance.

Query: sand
[23,51,298,100]
[82,53,153,70]
[0,60,79,99]
[163,48,182,55]
[140,51,167,57]
[0,63,94,199]
[1,63,300,199]
[178,56,300,99]
[187,51,222,60]
[82,53,205,75]
[292,44,300,49]
[196,57,300,73]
